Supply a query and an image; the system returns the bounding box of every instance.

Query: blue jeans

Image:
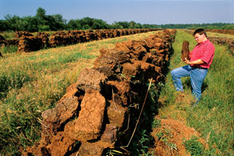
[170,65,208,103]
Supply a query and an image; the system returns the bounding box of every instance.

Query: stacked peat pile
[17,35,46,52]
[48,29,159,48]
[0,35,5,45]
[21,29,176,156]
[209,37,234,54]
[207,29,234,35]
[37,32,50,48]
[4,39,19,46]
[15,29,160,52]
[49,31,70,47]
[0,34,19,46]
[15,31,34,38]
[1,29,160,53]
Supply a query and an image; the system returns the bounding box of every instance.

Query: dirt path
[148,93,207,155]
[149,117,206,156]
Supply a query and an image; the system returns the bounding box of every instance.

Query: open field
[0,31,160,155]
[0,29,233,155]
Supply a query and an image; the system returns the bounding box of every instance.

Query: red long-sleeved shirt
[190,39,215,69]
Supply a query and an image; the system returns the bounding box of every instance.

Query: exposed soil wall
[0,34,19,46]
[21,29,177,156]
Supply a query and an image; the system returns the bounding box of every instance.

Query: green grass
[0,48,94,155]
[157,29,234,155]
[187,44,234,155]
[184,136,204,156]
[0,31,16,40]
[1,45,18,54]
[0,31,158,155]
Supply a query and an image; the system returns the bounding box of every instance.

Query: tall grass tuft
[1,45,18,54]
[184,136,204,155]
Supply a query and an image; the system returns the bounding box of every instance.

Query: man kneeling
[171,29,215,107]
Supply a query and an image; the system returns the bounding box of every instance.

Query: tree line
[0,7,233,32]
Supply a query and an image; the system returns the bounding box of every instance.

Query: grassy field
[207,31,234,39]
[0,31,158,155]
[1,29,233,155]
[156,30,234,155]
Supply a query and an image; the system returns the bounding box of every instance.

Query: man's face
[194,33,205,44]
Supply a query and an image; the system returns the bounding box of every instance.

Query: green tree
[110,22,124,29]
[68,17,109,30]
[4,14,21,31]
[115,21,130,28]
[52,14,66,29]
[129,21,136,28]
[35,7,65,31]
[0,20,8,31]
[83,24,91,30]
[35,7,46,21]
[67,19,79,30]
[25,16,38,32]
[45,15,60,31]
[224,25,234,29]
[35,7,47,31]
[94,19,109,29]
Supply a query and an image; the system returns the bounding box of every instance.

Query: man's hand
[183,58,205,65]
[184,58,190,64]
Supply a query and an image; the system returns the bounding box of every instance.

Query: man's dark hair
[193,28,207,37]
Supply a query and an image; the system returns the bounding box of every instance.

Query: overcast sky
[0,0,233,24]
